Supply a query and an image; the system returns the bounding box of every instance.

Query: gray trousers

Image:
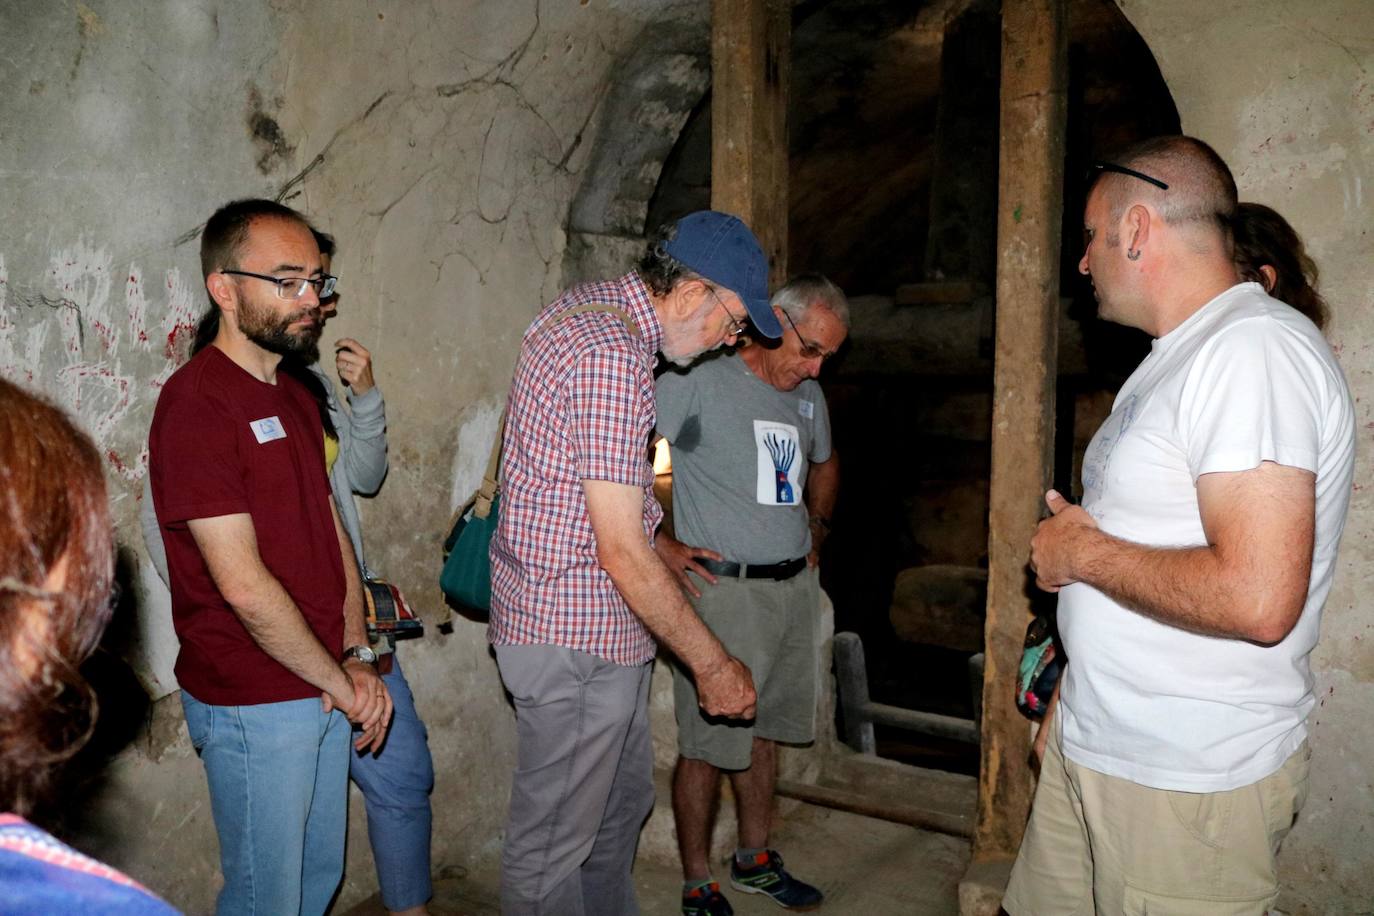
[495,644,656,916]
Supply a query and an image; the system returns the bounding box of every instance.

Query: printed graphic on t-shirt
[798,399,814,419]
[1080,394,1137,515]
[250,416,287,444]
[754,419,801,505]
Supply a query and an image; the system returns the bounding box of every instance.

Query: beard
[662,307,727,367]
[239,295,322,363]
[666,343,719,368]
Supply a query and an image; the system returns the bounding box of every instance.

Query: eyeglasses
[221,269,338,300]
[707,287,750,337]
[1089,161,1169,190]
[780,309,836,361]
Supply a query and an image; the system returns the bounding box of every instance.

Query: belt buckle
[771,557,803,581]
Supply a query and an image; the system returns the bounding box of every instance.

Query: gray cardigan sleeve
[311,361,388,574]
[340,384,388,496]
[139,472,171,587]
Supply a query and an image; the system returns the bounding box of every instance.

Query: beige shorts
[673,566,820,771]
[1004,723,1311,916]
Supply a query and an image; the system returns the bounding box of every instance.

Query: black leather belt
[699,556,807,581]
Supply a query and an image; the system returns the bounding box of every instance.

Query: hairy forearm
[333,501,369,649]
[189,513,358,710]
[805,453,839,521]
[805,455,839,557]
[602,539,729,676]
[341,554,367,649]
[226,573,353,698]
[1073,528,1287,642]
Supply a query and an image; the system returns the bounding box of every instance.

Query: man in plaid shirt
[490,211,783,915]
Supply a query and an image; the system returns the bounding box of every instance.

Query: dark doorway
[648,0,1179,774]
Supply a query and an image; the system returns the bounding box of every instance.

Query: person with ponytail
[1233,201,1330,332]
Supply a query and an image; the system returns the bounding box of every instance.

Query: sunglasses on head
[1089,160,1169,190]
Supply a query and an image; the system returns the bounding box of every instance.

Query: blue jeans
[349,655,435,911]
[182,691,349,916]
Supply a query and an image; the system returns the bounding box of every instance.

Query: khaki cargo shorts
[1004,722,1311,916]
[673,565,820,771]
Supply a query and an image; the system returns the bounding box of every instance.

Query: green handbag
[440,413,504,622]
[439,303,641,623]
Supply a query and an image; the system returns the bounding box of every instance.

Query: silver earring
[1127,249,1141,261]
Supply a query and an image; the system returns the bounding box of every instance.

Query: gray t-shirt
[656,351,832,565]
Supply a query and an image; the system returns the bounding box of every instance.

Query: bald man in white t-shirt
[1003,136,1355,916]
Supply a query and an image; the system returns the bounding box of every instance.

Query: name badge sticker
[798,400,814,419]
[250,416,287,444]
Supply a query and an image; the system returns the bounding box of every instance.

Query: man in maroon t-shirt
[149,199,392,916]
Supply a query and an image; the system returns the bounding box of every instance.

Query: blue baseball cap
[663,211,782,339]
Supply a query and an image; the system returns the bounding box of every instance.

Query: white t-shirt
[1057,283,1355,792]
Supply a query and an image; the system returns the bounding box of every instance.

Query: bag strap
[472,411,505,520]
[552,302,642,341]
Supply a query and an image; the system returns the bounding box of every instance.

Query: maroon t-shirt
[150,346,345,705]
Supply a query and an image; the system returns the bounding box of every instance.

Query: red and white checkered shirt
[488,272,665,666]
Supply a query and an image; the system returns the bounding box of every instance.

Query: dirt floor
[343,803,970,915]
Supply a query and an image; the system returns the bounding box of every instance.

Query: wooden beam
[893,280,989,306]
[775,779,974,839]
[975,0,1067,862]
[710,0,790,288]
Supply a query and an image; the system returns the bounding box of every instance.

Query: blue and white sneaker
[729,850,823,910]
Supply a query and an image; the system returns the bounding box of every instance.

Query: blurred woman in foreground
[0,377,178,914]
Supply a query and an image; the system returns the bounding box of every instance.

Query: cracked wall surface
[4,0,1374,911]
[0,0,704,909]
[1120,2,1374,911]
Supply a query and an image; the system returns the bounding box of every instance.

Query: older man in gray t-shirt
[654,274,849,915]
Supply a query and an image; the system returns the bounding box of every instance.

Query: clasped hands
[323,660,394,753]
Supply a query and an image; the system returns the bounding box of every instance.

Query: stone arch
[563,16,710,285]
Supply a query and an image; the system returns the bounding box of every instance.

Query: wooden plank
[710,0,790,288]
[974,0,1068,862]
[864,702,981,745]
[893,280,989,305]
[774,779,974,839]
[833,631,877,754]
[831,295,1087,379]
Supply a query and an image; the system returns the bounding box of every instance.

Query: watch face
[348,645,378,664]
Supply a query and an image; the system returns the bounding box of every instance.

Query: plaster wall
[0,0,703,909]
[7,0,1373,910]
[1118,2,1374,910]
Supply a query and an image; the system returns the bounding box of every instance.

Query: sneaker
[729,850,823,910]
[682,880,734,916]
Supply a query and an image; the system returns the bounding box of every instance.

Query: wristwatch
[342,645,379,666]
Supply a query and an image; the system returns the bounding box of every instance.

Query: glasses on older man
[1089,161,1169,190]
[221,269,338,300]
[780,308,836,361]
[707,287,750,337]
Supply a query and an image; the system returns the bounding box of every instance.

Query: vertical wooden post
[976,0,1067,862]
[710,0,790,288]
[923,0,1001,285]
